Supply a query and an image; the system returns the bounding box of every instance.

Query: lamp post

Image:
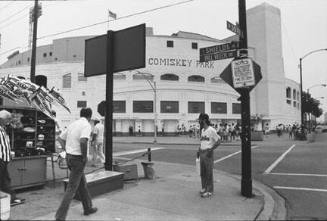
[136,72,157,143]
[306,84,327,132]
[299,48,327,127]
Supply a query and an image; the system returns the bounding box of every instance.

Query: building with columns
[0,3,300,135]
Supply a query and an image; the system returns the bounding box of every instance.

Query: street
[120,133,327,220]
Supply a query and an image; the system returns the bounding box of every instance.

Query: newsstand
[1,98,55,190]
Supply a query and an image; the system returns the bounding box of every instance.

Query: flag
[108,10,117,20]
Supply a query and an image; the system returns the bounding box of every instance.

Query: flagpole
[107,9,110,30]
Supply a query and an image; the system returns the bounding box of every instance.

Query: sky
[0,0,327,120]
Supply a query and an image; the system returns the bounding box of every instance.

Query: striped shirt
[0,126,11,162]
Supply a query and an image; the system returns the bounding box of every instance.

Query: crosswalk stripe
[267,172,327,177]
[214,146,259,164]
[113,147,164,157]
[274,186,327,193]
[263,144,296,174]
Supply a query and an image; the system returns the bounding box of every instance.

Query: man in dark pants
[198,113,221,198]
[55,108,97,221]
[0,110,24,206]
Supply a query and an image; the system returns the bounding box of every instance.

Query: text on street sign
[200,41,239,56]
[200,50,237,62]
[227,21,242,36]
[231,58,255,88]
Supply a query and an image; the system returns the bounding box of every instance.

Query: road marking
[113,147,164,157]
[263,144,296,174]
[214,145,259,164]
[268,172,327,177]
[274,186,327,193]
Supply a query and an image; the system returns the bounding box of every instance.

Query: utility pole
[153,81,157,143]
[30,0,39,83]
[239,0,253,198]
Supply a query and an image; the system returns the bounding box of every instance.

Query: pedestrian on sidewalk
[198,113,221,198]
[0,110,25,206]
[55,108,97,221]
[91,118,105,167]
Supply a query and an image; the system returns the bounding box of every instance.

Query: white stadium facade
[0,3,300,135]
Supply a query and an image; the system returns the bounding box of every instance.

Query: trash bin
[0,191,11,220]
[141,161,155,179]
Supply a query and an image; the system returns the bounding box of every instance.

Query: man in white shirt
[55,108,97,221]
[91,119,105,166]
[198,113,221,198]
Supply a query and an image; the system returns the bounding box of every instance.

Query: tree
[302,91,323,118]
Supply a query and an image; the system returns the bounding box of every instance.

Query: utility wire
[0,2,14,12]
[0,12,29,30]
[0,5,30,25]
[37,0,194,40]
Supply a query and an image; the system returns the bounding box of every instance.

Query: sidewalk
[8,135,287,221]
[33,161,285,221]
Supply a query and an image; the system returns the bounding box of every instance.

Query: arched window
[160,73,179,81]
[133,72,154,81]
[188,75,205,82]
[63,73,72,88]
[78,73,87,81]
[113,73,126,80]
[286,87,291,98]
[210,77,223,83]
[293,89,296,100]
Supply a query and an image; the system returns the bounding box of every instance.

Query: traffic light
[97,100,106,117]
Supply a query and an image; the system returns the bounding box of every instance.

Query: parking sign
[231,58,255,88]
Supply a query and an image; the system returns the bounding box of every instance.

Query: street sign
[227,21,242,36]
[231,58,255,88]
[220,57,262,93]
[84,23,146,77]
[200,50,237,62]
[199,41,239,56]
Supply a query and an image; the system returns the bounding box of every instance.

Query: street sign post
[84,24,146,171]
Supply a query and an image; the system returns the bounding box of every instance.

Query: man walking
[198,113,221,198]
[55,108,97,221]
[0,110,24,206]
[91,118,105,166]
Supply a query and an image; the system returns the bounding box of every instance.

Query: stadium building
[0,3,301,135]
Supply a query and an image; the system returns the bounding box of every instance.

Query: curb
[253,180,287,220]
[217,170,287,221]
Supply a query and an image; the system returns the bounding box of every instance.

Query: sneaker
[199,189,206,194]
[10,198,25,207]
[201,192,212,198]
[84,207,98,215]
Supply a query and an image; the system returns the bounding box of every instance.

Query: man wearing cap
[0,110,24,206]
[198,113,221,198]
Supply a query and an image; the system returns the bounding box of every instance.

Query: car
[315,125,327,133]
